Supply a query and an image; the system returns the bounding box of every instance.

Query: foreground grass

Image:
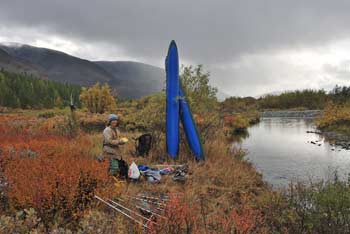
[2,110,350,233]
[0,110,272,233]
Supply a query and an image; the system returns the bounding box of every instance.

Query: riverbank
[319,130,350,150]
[260,110,322,118]
[315,103,350,149]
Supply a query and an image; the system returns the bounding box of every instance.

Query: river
[236,117,350,188]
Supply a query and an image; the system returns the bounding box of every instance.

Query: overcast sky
[1,0,350,97]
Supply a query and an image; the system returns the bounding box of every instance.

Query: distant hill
[0,47,45,78]
[95,61,165,98]
[0,43,230,100]
[0,44,112,86]
[0,43,165,98]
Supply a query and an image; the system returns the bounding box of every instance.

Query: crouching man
[103,114,128,177]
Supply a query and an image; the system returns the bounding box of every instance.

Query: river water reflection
[237,118,350,188]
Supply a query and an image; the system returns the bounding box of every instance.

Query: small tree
[179,65,221,146]
[180,65,218,113]
[80,83,117,113]
[125,92,166,146]
[54,96,63,109]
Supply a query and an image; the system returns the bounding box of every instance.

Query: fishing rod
[132,193,184,204]
[94,195,149,229]
[152,164,184,167]
[135,192,184,199]
[135,205,167,219]
[107,199,157,225]
[135,194,169,202]
[114,197,166,219]
[124,195,166,208]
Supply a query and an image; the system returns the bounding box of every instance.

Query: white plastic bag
[128,161,140,179]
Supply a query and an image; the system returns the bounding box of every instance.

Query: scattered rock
[318,130,350,151]
[306,130,322,134]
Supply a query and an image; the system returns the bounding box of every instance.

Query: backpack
[109,157,128,179]
[135,133,152,157]
[117,158,129,179]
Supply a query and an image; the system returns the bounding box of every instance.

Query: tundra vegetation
[0,66,350,233]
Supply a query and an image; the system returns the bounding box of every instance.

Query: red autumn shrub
[148,193,268,234]
[0,117,112,226]
[216,203,267,234]
[149,194,198,234]
[223,114,236,127]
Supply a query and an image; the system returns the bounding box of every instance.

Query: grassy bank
[223,111,260,136]
[316,102,350,135]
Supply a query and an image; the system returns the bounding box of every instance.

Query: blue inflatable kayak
[179,84,205,160]
[165,40,180,158]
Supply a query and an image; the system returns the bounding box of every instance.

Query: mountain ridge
[0,43,165,98]
[0,47,46,78]
[0,43,225,100]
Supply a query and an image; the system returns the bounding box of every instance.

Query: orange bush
[149,194,267,234]
[193,114,205,125]
[149,194,198,234]
[317,102,350,130]
[217,204,267,234]
[0,117,112,225]
[223,114,236,126]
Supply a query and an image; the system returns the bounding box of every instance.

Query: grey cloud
[1,0,350,96]
[2,0,350,63]
[209,54,311,96]
[323,61,350,81]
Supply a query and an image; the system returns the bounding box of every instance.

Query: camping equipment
[134,133,152,156]
[94,195,152,229]
[109,158,119,176]
[172,165,189,182]
[165,40,180,158]
[179,84,205,160]
[109,158,128,178]
[128,161,141,179]
[159,167,173,175]
[165,40,204,160]
[143,169,161,183]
